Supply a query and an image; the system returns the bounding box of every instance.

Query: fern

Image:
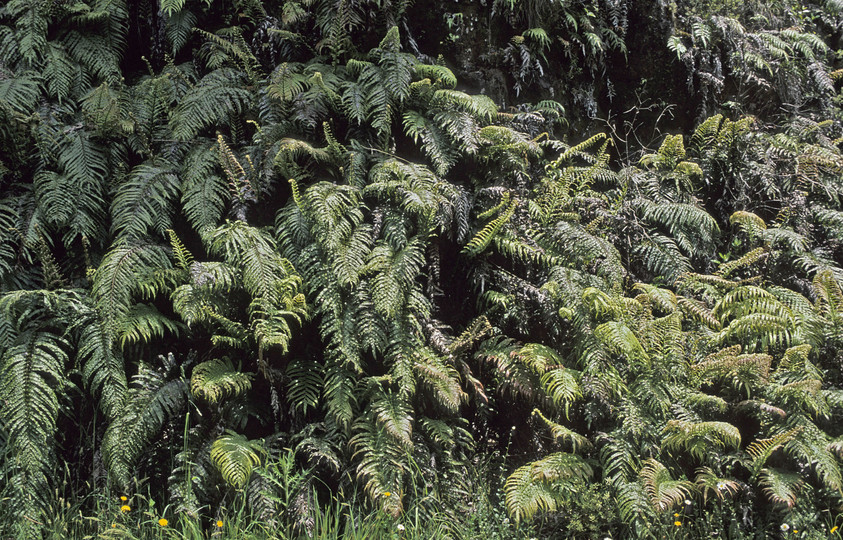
[190,358,253,404]
[91,242,173,340]
[102,355,189,488]
[170,68,253,141]
[661,420,741,461]
[639,458,694,511]
[504,452,593,521]
[112,161,180,240]
[0,327,68,521]
[181,143,229,233]
[463,197,518,256]
[210,432,264,488]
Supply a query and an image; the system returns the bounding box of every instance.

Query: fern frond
[170,68,252,141]
[102,357,189,488]
[757,467,802,507]
[285,357,323,416]
[0,329,69,520]
[639,458,694,511]
[532,408,590,452]
[716,247,767,278]
[190,358,253,404]
[694,467,740,503]
[463,198,517,256]
[117,303,181,346]
[91,242,173,340]
[112,161,180,240]
[746,427,802,472]
[210,432,264,488]
[661,420,741,461]
[505,452,593,522]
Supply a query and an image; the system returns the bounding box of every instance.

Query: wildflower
[794,530,798,534]
[781,524,790,532]
[158,518,168,527]
[397,524,405,532]
[216,520,224,528]
[111,524,116,528]
[832,526,839,534]
[716,482,727,490]
[684,499,692,505]
[120,496,127,502]
[120,505,131,513]
[674,521,682,527]
[674,513,680,517]
[383,492,392,497]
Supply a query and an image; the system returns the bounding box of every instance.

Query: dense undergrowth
[3,0,843,538]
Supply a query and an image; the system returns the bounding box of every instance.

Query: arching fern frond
[0,328,69,522]
[112,160,180,241]
[504,452,593,522]
[91,242,173,340]
[639,458,694,511]
[190,358,253,404]
[210,432,264,488]
[661,420,741,461]
[170,68,253,141]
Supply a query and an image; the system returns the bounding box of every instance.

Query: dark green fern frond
[285,357,323,416]
[0,328,69,521]
[757,467,803,507]
[170,68,253,141]
[182,143,229,233]
[103,357,188,488]
[463,197,517,256]
[661,420,741,461]
[190,358,253,404]
[0,70,41,114]
[639,458,694,511]
[112,161,180,241]
[78,314,127,420]
[532,408,590,452]
[91,242,173,340]
[349,415,408,515]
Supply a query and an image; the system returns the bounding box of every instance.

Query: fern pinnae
[91,242,173,340]
[463,197,518,256]
[190,358,253,404]
[210,431,264,489]
[0,327,69,520]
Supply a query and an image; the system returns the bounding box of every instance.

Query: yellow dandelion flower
[673,513,680,517]
[831,526,839,534]
[794,530,798,534]
[120,505,131,513]
[674,521,682,527]
[216,520,224,528]
[120,496,127,502]
[111,524,116,528]
[158,518,168,527]
[384,492,391,497]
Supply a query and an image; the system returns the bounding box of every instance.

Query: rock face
[400,0,698,138]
